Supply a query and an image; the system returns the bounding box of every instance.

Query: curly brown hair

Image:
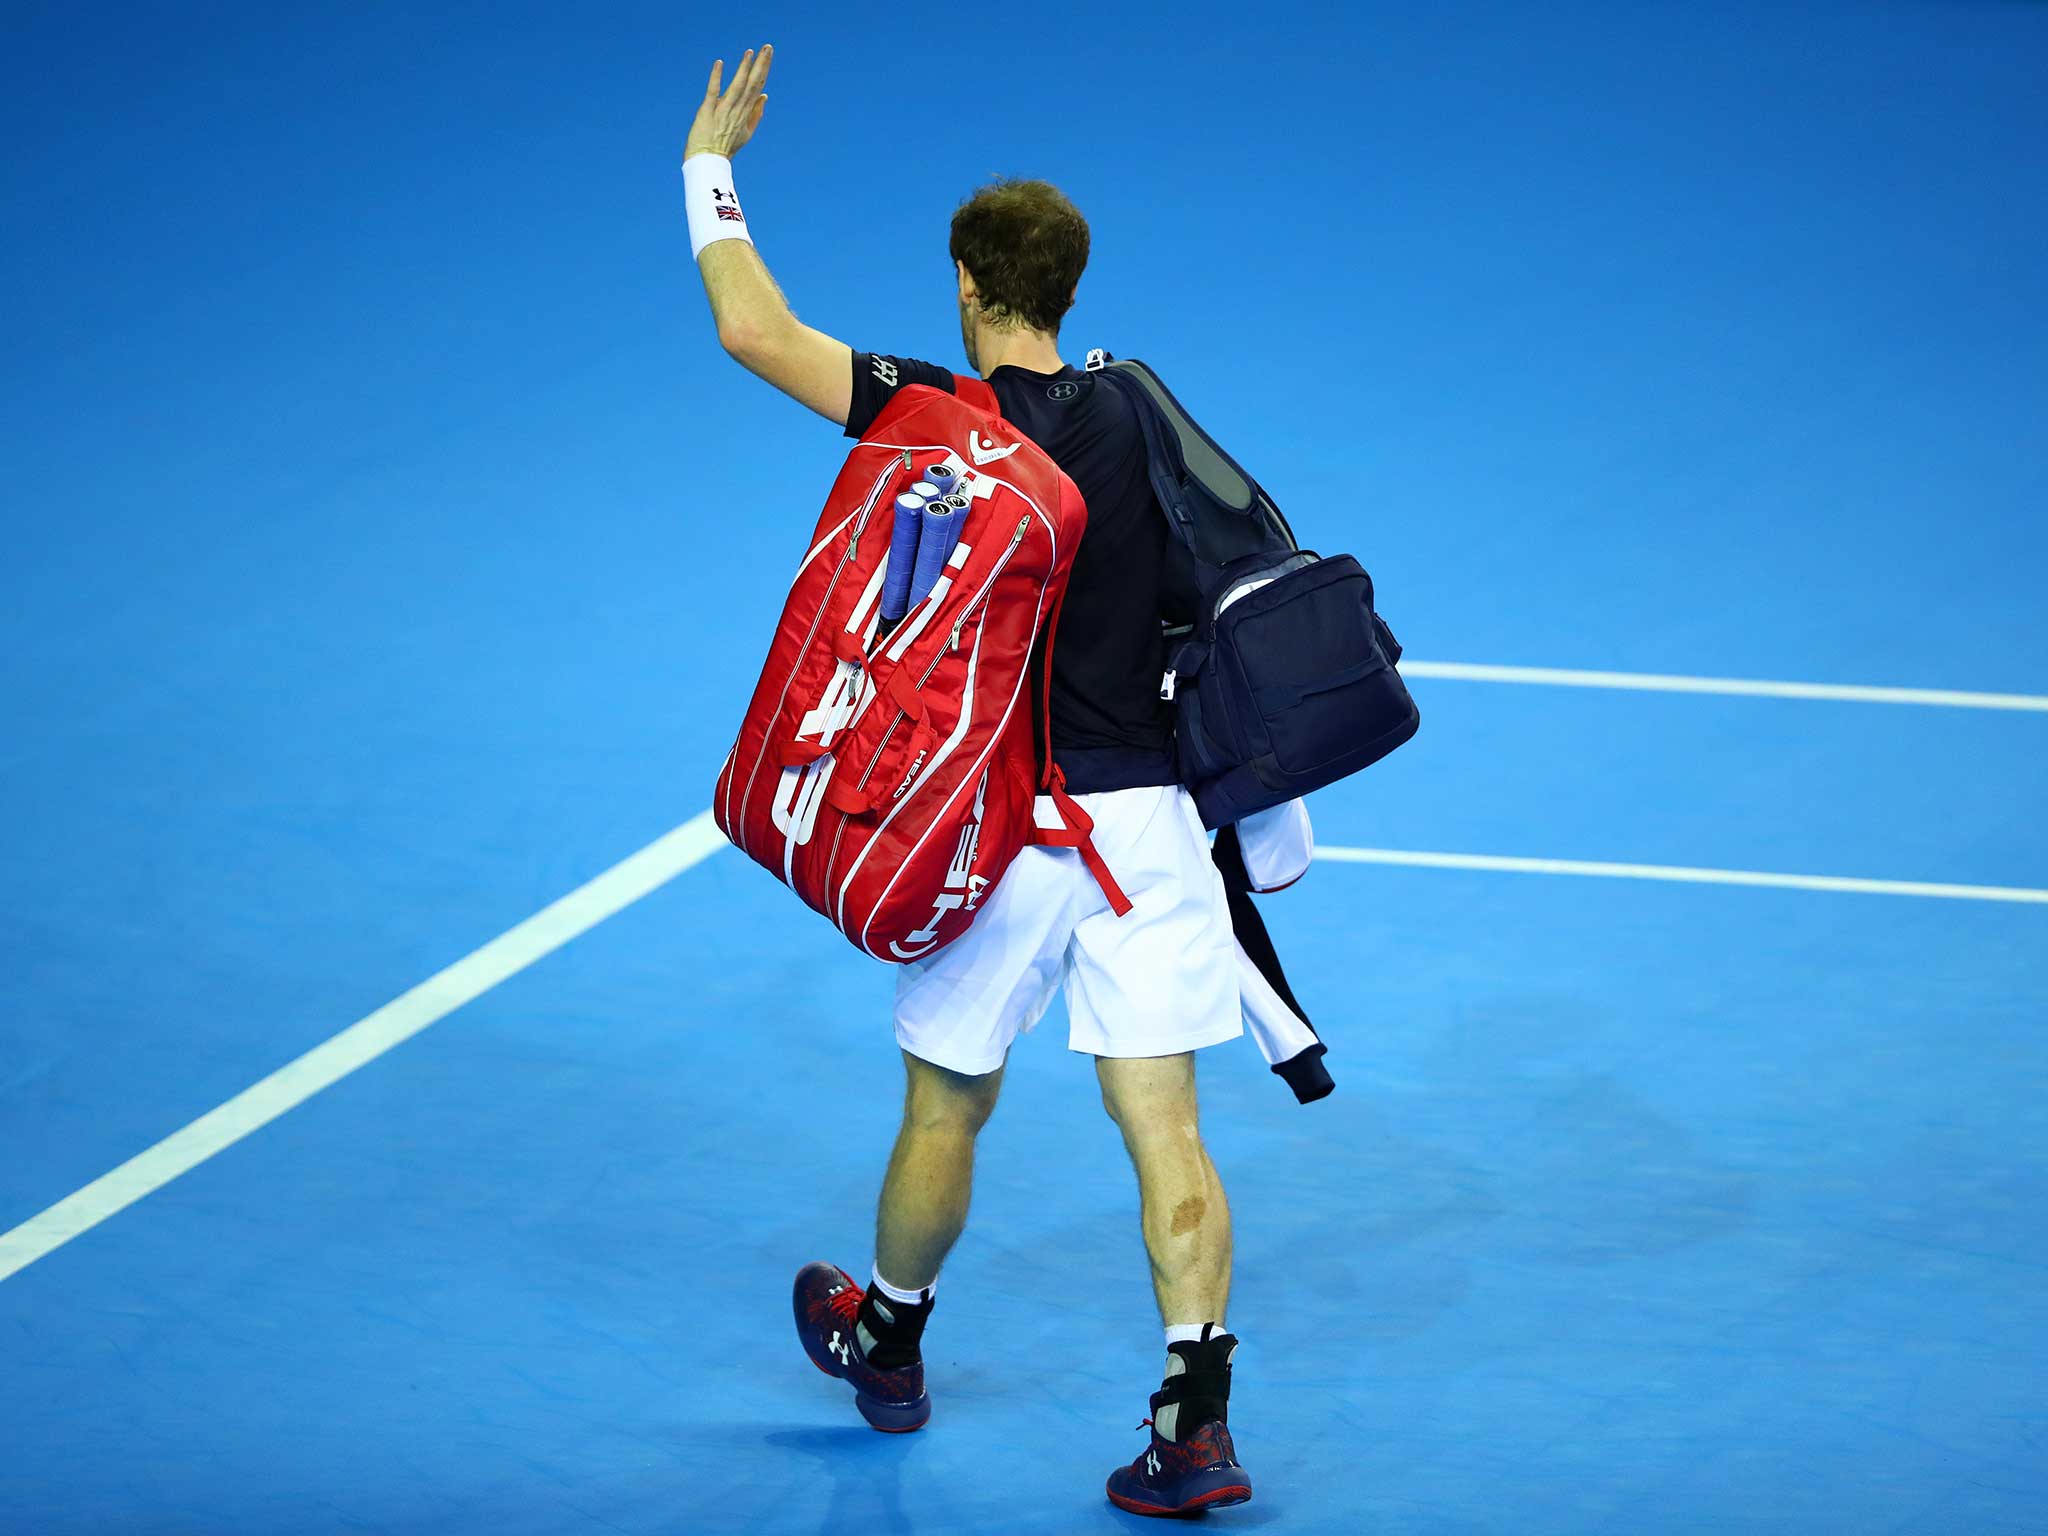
[948,178,1091,336]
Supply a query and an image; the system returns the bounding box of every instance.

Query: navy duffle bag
[1089,352,1420,828]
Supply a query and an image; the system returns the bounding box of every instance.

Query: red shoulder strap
[952,369,1130,917]
[1032,765,1134,916]
[953,373,999,415]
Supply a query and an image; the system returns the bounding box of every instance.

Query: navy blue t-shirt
[845,351,1178,792]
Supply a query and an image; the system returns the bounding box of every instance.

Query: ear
[956,260,976,303]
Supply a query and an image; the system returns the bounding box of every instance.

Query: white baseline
[1400,660,2048,713]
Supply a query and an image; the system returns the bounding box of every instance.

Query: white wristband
[683,153,754,260]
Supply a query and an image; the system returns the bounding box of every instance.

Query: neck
[974,325,1065,377]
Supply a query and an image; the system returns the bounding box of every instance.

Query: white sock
[1164,1321,1221,1347]
[871,1267,934,1307]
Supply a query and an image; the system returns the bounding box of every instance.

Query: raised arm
[683,45,853,427]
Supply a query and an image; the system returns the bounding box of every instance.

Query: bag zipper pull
[951,516,1030,651]
[854,453,916,564]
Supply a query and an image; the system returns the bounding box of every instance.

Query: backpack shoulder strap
[952,373,999,415]
[1097,358,1297,559]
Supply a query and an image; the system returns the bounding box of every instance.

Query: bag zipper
[932,515,1030,677]
[862,512,1028,792]
[820,512,1030,883]
[790,451,906,693]
[854,719,903,793]
[742,450,907,835]
[874,514,1027,789]
[850,450,915,567]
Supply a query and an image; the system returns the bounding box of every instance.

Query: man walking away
[681,44,1252,1515]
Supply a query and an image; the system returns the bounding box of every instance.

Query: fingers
[728,42,772,103]
[695,43,771,145]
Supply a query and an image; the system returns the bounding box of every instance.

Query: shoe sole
[856,1392,931,1433]
[1106,1479,1253,1516]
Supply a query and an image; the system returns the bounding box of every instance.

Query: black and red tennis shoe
[791,1261,931,1433]
[1105,1413,1253,1516]
[793,1261,1251,1513]
[1105,1330,1253,1516]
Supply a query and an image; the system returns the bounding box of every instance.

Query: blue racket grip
[908,499,963,608]
[923,464,958,499]
[881,493,926,620]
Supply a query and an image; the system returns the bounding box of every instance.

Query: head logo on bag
[892,749,929,801]
[967,429,1020,467]
[888,768,992,961]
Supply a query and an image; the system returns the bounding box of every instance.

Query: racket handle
[909,498,966,608]
[881,492,926,621]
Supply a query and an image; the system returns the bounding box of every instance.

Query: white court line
[0,811,731,1286]
[1400,660,2048,713]
[7,805,2040,1288]
[1316,846,2048,904]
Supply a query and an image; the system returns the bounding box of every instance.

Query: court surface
[3,3,2044,1533]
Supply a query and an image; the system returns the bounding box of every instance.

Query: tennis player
[683,45,1252,1516]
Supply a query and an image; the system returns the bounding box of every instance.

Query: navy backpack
[1087,351,1421,828]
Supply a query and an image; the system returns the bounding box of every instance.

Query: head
[948,178,1090,372]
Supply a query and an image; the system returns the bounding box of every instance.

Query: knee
[1101,1092,1204,1167]
[932,1086,999,1137]
[1096,1058,1199,1141]
[903,1058,1002,1136]
[1097,1074,1132,1130]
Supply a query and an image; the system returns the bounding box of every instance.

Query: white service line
[1316,845,2048,904]
[1399,660,2048,713]
[0,811,731,1286]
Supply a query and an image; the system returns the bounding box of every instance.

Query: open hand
[684,44,773,163]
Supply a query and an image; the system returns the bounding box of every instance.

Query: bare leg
[1096,1051,1232,1322]
[873,1049,1004,1288]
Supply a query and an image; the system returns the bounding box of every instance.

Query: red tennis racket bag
[714,376,1129,963]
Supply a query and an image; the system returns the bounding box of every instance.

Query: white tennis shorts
[893,783,1242,1076]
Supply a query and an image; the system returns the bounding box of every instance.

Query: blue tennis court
[3,3,2044,1532]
